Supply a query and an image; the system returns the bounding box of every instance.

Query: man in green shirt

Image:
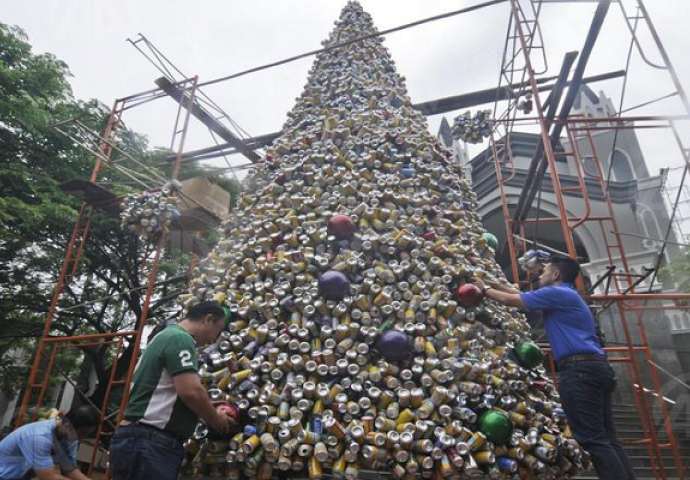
[109,301,235,480]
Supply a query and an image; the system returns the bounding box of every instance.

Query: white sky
[3,0,690,177]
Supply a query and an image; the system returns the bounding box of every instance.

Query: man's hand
[208,409,237,435]
[471,276,524,308]
[470,277,487,292]
[34,468,79,480]
[483,275,503,289]
[174,372,237,436]
[65,467,94,480]
[472,276,520,294]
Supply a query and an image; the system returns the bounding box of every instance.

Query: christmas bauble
[514,341,544,369]
[482,232,499,250]
[216,403,241,425]
[454,283,483,307]
[318,270,350,301]
[376,330,411,361]
[327,214,356,240]
[479,409,513,445]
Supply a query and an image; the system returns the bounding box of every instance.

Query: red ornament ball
[216,403,241,425]
[328,214,356,240]
[454,283,484,307]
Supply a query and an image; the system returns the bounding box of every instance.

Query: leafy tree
[0,23,238,409]
[659,248,690,303]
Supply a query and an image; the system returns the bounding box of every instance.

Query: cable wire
[604,9,639,191]
[196,0,509,88]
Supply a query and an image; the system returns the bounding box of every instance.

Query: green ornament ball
[514,341,545,369]
[479,409,514,445]
[481,232,499,250]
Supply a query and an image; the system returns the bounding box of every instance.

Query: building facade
[438,86,690,401]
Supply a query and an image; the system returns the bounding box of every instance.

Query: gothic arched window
[610,149,635,182]
[636,203,665,254]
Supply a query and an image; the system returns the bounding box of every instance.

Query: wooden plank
[59,179,122,215]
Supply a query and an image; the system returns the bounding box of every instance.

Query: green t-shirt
[124,324,199,439]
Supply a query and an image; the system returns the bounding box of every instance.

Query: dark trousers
[558,360,637,480]
[109,424,185,480]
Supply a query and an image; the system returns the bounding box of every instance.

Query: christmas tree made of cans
[181,2,587,479]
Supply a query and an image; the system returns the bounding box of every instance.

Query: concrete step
[584,405,690,477]
[613,409,690,418]
[623,445,690,454]
[608,428,690,440]
[626,453,690,469]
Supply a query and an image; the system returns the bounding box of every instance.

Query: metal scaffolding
[14,77,202,478]
[491,1,689,478]
[11,0,690,478]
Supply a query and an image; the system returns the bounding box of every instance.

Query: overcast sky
[3,0,690,179]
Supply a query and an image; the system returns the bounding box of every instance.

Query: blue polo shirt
[520,282,605,362]
[0,419,78,479]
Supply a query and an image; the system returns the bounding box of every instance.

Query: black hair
[187,300,225,323]
[66,405,100,429]
[548,256,581,283]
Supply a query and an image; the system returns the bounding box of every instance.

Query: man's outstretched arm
[33,468,77,480]
[473,278,525,308]
[64,467,94,480]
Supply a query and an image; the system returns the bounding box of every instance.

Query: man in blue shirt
[0,405,99,480]
[474,256,635,480]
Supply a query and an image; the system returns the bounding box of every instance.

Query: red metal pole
[617,302,668,479]
[42,331,138,343]
[66,213,93,283]
[490,134,521,283]
[15,204,90,427]
[587,293,690,302]
[633,303,688,480]
[564,124,592,231]
[635,0,690,116]
[88,337,125,478]
[90,100,124,183]
[32,345,59,423]
[509,0,580,264]
[114,233,167,426]
[16,99,125,428]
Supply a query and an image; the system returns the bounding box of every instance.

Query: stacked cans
[120,188,180,237]
[180,2,587,479]
[451,110,494,145]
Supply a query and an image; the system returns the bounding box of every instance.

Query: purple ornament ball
[318,270,350,301]
[376,330,411,361]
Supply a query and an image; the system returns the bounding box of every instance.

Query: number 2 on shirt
[179,350,193,367]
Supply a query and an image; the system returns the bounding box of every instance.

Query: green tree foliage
[659,248,690,297]
[0,23,237,402]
